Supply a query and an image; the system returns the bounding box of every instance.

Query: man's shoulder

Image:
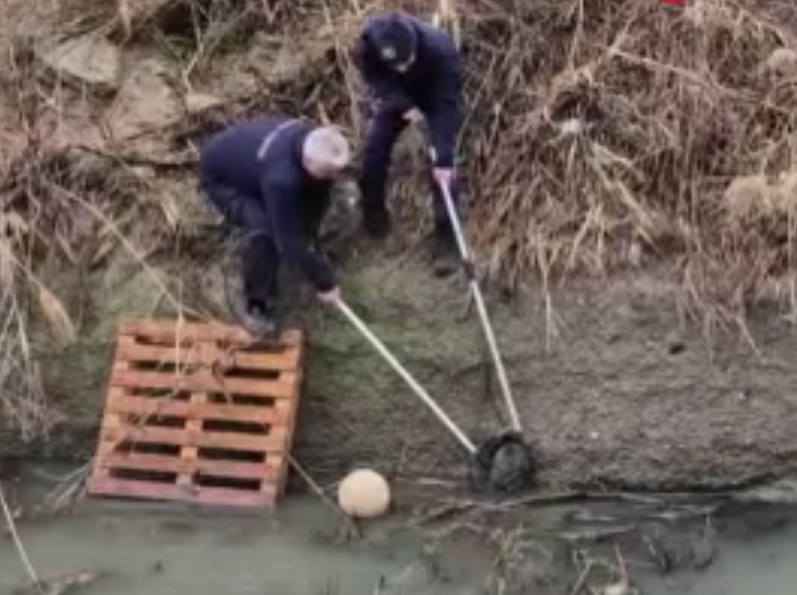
[202,118,274,152]
[261,154,304,195]
[416,21,457,57]
[227,118,287,138]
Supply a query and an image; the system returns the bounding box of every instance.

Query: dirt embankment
[14,251,797,491]
[0,0,796,492]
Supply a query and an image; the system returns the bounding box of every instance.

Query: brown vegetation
[0,0,796,441]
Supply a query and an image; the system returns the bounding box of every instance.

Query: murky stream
[2,463,797,595]
[0,464,491,595]
[0,502,485,595]
[642,514,797,595]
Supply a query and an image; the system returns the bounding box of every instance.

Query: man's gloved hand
[427,147,456,186]
[433,167,455,187]
[317,286,341,306]
[403,108,423,124]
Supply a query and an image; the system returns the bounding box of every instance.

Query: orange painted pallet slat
[106,391,288,424]
[114,341,301,371]
[98,453,278,481]
[87,320,304,509]
[109,369,297,399]
[90,477,276,508]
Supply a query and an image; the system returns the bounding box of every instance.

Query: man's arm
[426,38,464,169]
[262,177,337,293]
[353,34,414,114]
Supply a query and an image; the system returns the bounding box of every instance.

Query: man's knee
[242,233,280,292]
[203,182,268,231]
[200,177,229,211]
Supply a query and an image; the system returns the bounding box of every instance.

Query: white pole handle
[335,299,477,454]
[437,179,522,432]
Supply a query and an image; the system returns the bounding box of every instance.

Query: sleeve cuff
[311,265,337,294]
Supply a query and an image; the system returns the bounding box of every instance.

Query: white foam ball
[337,469,391,519]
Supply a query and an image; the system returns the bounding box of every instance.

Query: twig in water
[0,482,43,593]
[288,455,361,539]
[39,463,92,514]
[569,558,595,595]
[39,570,101,595]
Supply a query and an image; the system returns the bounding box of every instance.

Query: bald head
[302,126,351,180]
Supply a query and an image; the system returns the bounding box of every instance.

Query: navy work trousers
[200,177,279,306]
[359,106,461,232]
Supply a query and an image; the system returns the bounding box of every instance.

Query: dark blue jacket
[354,12,463,168]
[200,118,336,292]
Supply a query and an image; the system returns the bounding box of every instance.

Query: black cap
[368,12,417,67]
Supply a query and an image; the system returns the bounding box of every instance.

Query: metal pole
[437,180,522,432]
[335,299,477,454]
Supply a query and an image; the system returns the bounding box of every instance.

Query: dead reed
[446,0,797,327]
[169,0,797,329]
[1,0,796,440]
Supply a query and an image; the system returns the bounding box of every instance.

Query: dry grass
[443,0,797,325]
[1,0,796,440]
[0,21,191,441]
[165,0,797,330]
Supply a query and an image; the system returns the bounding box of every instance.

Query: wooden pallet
[88,320,304,509]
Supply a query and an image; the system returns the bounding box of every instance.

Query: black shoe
[240,300,278,339]
[431,225,460,278]
[361,205,391,239]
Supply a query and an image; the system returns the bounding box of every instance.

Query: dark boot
[241,299,278,339]
[431,222,460,278]
[226,286,279,340]
[361,204,392,239]
[238,233,280,339]
[359,108,406,240]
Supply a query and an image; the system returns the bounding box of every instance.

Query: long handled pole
[335,299,478,454]
[437,180,522,432]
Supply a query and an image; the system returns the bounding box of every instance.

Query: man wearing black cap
[354,10,464,277]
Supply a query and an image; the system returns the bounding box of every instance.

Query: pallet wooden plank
[98,452,277,481]
[274,366,303,497]
[118,320,302,348]
[194,458,277,481]
[118,320,251,343]
[116,342,301,372]
[110,369,296,398]
[89,320,303,509]
[226,348,301,371]
[192,485,275,507]
[191,401,284,424]
[101,422,288,452]
[107,393,191,418]
[116,342,207,366]
[179,390,205,487]
[98,453,188,474]
[107,394,285,424]
[89,477,191,500]
[89,477,275,507]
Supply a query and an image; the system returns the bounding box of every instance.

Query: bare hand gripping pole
[437,179,522,433]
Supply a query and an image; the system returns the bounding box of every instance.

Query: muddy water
[641,513,797,595]
[4,463,797,595]
[0,464,490,595]
[0,508,481,595]
[0,503,484,595]
[9,504,797,595]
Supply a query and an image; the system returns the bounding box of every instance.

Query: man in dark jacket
[354,10,464,276]
[199,117,350,336]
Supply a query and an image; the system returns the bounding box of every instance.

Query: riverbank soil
[11,251,797,492]
[0,0,796,492]
[2,1,797,593]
